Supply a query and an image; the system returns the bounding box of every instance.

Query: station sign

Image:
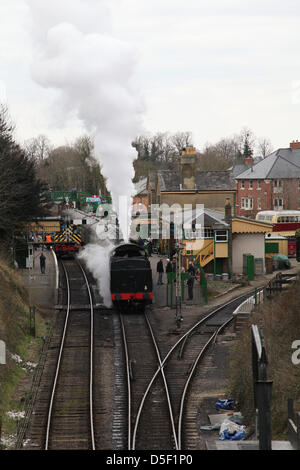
[86,197,101,203]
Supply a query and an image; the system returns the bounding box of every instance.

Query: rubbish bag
[219,419,246,441]
[215,398,234,410]
[272,254,291,270]
[229,413,244,425]
[219,429,246,441]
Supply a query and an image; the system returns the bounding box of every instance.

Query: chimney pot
[290,140,300,150]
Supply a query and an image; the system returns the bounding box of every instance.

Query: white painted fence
[233,289,264,316]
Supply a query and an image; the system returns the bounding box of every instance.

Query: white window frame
[257,198,261,210]
[241,197,253,210]
[215,230,228,243]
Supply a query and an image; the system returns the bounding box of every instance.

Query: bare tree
[171,131,193,153]
[24,134,52,163]
[257,137,273,158]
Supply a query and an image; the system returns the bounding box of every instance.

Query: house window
[215,230,228,242]
[257,198,261,210]
[241,180,245,189]
[274,180,282,187]
[257,180,261,189]
[249,180,253,189]
[274,198,283,209]
[241,197,253,210]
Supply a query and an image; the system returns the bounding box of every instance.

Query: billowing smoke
[78,241,113,308]
[26,0,144,240]
[26,0,144,306]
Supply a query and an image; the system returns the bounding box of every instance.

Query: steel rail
[45,261,71,450]
[131,312,179,450]
[76,261,96,451]
[45,260,96,450]
[133,288,263,451]
[178,288,262,359]
[119,313,132,450]
[177,314,235,449]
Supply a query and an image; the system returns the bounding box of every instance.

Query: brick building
[235,141,300,218]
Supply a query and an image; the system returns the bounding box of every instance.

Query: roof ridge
[266,152,280,178]
[274,153,300,171]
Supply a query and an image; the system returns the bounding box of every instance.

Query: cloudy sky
[1,0,300,152]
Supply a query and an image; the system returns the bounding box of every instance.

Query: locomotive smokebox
[110,243,153,311]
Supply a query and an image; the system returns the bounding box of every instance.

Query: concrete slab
[206,440,294,450]
[19,247,58,309]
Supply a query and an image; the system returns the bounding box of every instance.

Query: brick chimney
[180,146,196,190]
[225,198,232,224]
[290,140,300,150]
[245,155,254,166]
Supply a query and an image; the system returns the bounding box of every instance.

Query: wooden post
[29,306,36,337]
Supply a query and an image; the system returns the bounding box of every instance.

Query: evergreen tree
[0,105,48,242]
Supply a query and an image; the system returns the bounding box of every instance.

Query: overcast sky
[1,0,300,152]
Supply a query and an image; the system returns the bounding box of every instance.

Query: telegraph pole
[175,242,184,328]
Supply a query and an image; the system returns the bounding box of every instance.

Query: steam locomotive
[110,242,153,312]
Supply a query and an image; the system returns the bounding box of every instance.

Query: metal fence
[288,398,300,450]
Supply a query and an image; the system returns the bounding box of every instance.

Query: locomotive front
[110,243,153,311]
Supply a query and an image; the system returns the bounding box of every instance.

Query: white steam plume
[26,0,144,241]
[78,241,113,308]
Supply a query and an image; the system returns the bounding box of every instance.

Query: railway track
[113,290,261,450]
[22,258,115,450]
[44,260,95,449]
[118,311,178,450]
[21,260,265,451]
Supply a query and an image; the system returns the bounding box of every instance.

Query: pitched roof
[133,177,148,195]
[236,148,300,179]
[230,157,263,177]
[157,170,236,191]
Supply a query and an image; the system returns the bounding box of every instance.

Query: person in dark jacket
[166,258,172,283]
[40,252,46,274]
[187,272,194,300]
[166,259,172,273]
[172,258,176,273]
[156,259,164,285]
[147,239,153,257]
[188,262,196,276]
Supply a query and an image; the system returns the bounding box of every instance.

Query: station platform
[19,247,58,310]
[149,254,204,307]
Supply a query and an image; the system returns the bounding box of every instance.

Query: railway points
[14,246,300,451]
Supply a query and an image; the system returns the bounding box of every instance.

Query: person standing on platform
[187,272,194,300]
[166,259,172,283]
[156,259,164,285]
[40,252,46,274]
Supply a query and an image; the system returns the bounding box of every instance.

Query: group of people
[156,258,197,300]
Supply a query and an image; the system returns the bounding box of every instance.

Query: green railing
[166,270,208,305]
[48,191,111,203]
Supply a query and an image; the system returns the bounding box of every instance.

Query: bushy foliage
[228,283,300,438]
